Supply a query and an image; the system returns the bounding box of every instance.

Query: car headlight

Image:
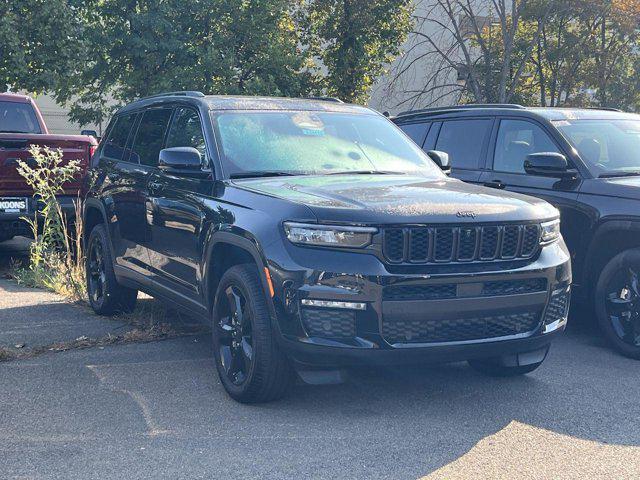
[541,219,561,244]
[284,222,377,248]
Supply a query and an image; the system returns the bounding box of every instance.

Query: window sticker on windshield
[551,120,571,127]
[292,112,325,136]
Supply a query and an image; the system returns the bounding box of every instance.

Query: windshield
[214,111,444,178]
[553,118,640,176]
[0,101,42,134]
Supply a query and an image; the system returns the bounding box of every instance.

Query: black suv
[84,93,570,403]
[394,104,640,359]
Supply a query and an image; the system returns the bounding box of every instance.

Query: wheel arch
[83,198,109,247]
[202,229,276,319]
[583,219,640,293]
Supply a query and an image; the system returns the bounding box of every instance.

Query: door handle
[484,180,505,189]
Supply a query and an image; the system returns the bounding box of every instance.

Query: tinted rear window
[435,119,492,169]
[398,122,429,147]
[130,109,173,167]
[103,113,137,161]
[0,101,41,134]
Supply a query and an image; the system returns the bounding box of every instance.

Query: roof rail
[396,103,525,117]
[303,96,344,103]
[583,106,623,112]
[140,91,206,100]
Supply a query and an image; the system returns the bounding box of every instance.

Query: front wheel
[595,248,640,359]
[212,264,293,403]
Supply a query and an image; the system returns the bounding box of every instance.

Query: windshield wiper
[599,171,640,178]
[0,130,32,134]
[326,170,405,175]
[230,171,299,179]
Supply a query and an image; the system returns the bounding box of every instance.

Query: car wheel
[212,264,293,403]
[86,224,137,315]
[595,248,640,359]
[468,348,548,377]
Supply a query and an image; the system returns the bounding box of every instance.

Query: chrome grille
[382,224,541,264]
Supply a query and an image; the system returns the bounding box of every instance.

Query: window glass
[103,113,137,161]
[215,112,444,178]
[166,108,206,160]
[0,101,42,134]
[435,119,492,169]
[553,119,640,176]
[129,109,173,166]
[494,119,560,173]
[398,122,429,147]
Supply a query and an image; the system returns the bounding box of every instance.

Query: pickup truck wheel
[86,225,137,315]
[595,248,640,359]
[212,264,293,403]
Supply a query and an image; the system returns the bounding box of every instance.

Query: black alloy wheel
[596,248,640,359]
[87,237,106,307]
[212,264,293,403]
[85,225,138,315]
[216,284,254,386]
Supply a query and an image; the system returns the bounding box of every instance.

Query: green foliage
[306,0,413,103]
[0,0,85,93]
[13,146,86,301]
[57,0,319,126]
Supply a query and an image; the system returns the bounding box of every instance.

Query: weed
[11,145,86,301]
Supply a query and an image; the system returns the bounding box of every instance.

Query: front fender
[202,227,277,320]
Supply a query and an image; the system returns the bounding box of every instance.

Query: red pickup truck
[0,93,97,242]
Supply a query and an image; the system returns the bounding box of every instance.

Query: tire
[468,348,548,377]
[595,248,640,359]
[86,224,138,315]
[212,264,293,403]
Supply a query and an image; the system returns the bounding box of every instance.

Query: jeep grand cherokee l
[394,104,640,359]
[84,92,571,403]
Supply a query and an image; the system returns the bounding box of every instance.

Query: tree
[386,0,553,108]
[0,0,85,93]
[56,0,319,126]
[305,0,413,103]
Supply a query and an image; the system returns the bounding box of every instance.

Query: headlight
[541,219,561,244]
[284,222,377,248]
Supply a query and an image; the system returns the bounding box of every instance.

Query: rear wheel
[212,264,293,403]
[595,248,640,359]
[86,225,137,315]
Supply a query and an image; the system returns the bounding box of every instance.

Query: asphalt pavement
[1,237,639,479]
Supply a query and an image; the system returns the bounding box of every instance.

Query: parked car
[0,93,97,242]
[84,92,571,403]
[393,104,640,359]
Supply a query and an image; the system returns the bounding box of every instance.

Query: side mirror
[427,150,451,175]
[158,147,203,175]
[81,129,99,140]
[524,152,576,178]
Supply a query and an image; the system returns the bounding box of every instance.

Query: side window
[129,108,173,167]
[103,113,137,161]
[494,119,561,174]
[435,119,492,170]
[398,122,430,147]
[166,107,206,160]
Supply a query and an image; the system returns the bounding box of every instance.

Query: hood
[581,176,640,200]
[232,174,558,224]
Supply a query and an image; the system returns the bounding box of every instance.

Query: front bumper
[0,196,77,240]
[266,238,571,367]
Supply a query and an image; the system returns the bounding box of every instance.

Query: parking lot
[2,238,640,479]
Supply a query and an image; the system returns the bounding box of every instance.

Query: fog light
[301,299,367,310]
